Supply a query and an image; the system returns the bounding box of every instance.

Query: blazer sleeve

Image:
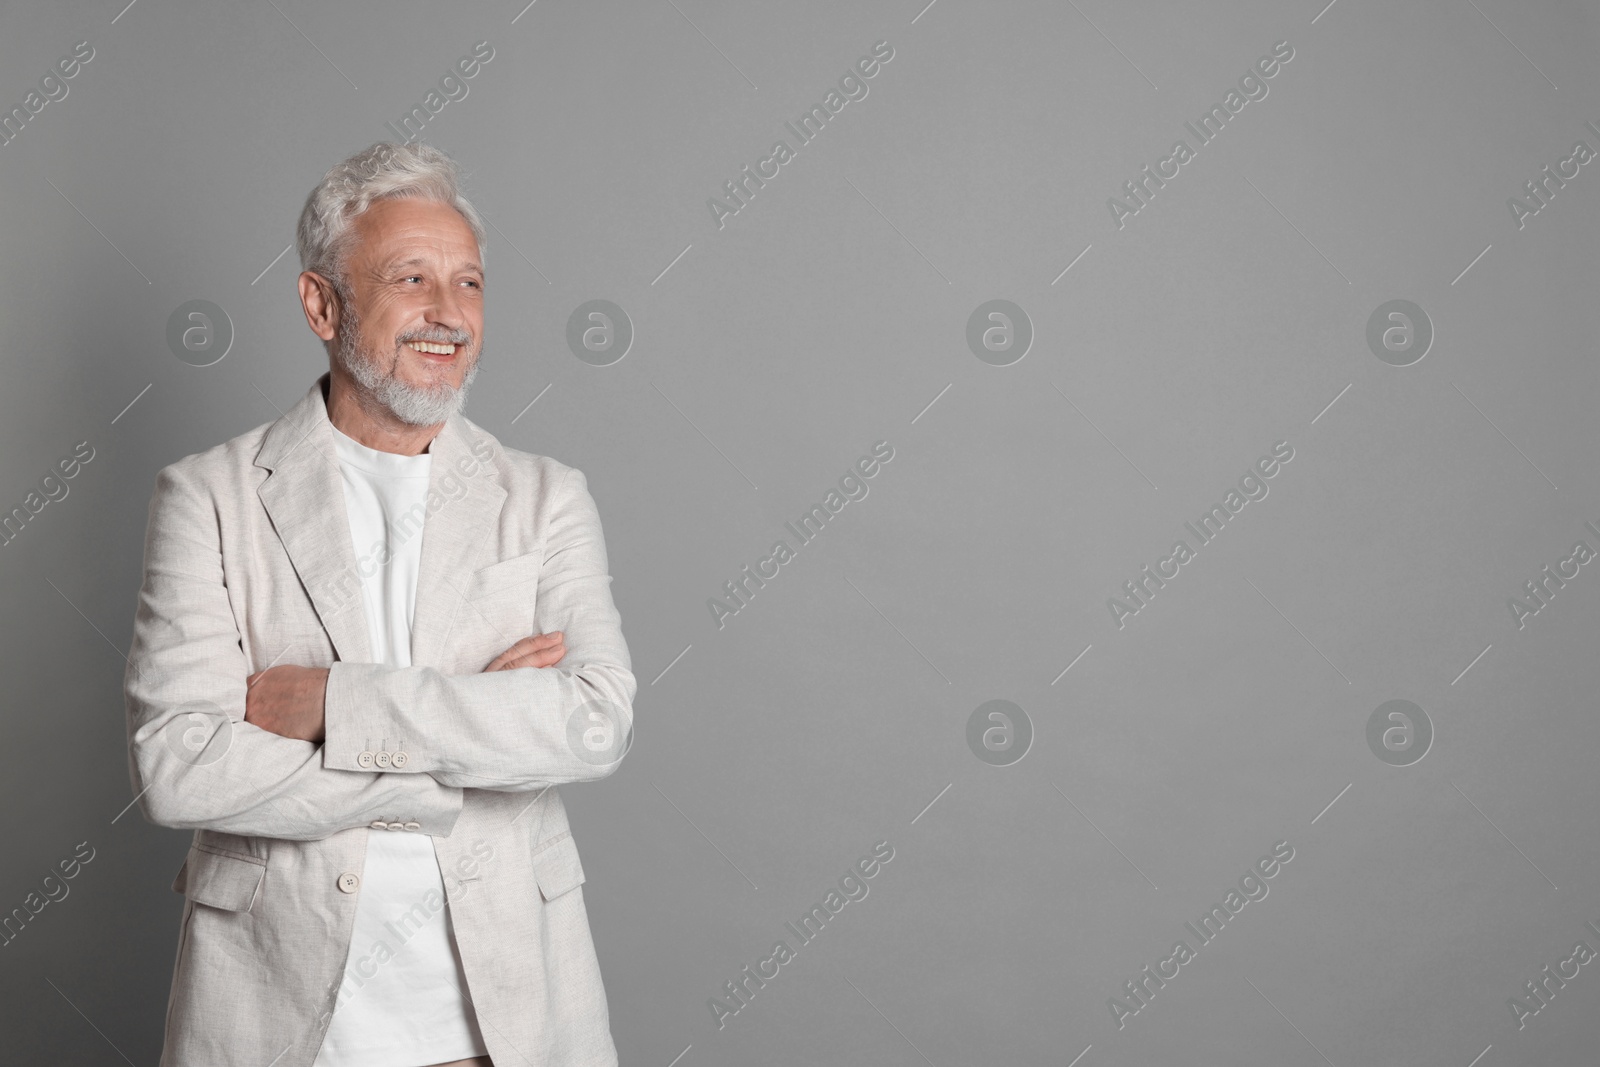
[124,461,466,841]
[321,465,636,791]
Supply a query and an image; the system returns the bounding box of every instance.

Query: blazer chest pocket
[531,832,586,902]
[171,845,266,913]
[463,548,543,643]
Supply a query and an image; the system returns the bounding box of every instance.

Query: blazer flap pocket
[469,548,544,603]
[530,832,586,902]
[181,846,266,912]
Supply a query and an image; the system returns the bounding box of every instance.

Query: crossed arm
[241,631,570,743]
[125,461,635,842]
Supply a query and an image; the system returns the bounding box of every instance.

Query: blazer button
[357,751,375,769]
[386,821,406,832]
[337,872,360,893]
[369,819,388,830]
[374,751,392,768]
[391,751,409,768]
[403,821,421,832]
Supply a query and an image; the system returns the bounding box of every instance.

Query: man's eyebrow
[384,256,484,274]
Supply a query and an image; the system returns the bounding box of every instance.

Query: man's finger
[486,636,565,672]
[503,631,562,657]
[494,644,565,672]
[503,645,565,670]
[486,638,535,672]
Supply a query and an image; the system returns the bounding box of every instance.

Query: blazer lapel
[253,373,507,670]
[254,374,374,665]
[408,412,506,668]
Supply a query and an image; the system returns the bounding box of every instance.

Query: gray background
[1,0,1596,1063]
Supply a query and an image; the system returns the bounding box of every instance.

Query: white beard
[335,298,480,427]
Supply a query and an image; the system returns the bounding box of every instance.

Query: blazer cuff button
[357,751,376,769]
[374,751,392,768]
[391,751,409,768]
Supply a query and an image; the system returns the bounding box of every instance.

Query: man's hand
[244,665,330,742]
[484,631,565,672]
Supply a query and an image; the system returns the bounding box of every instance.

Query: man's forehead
[351,201,480,259]
[379,252,484,274]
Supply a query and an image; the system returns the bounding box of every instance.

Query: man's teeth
[407,341,456,354]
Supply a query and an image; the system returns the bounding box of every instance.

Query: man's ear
[298,271,341,343]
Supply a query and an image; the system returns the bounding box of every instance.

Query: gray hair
[295,141,487,296]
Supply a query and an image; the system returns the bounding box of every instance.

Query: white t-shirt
[315,424,489,1067]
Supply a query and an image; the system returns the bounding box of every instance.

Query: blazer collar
[254,372,507,668]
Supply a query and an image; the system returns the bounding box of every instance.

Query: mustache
[399,330,473,346]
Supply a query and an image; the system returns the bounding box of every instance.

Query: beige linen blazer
[123,373,635,1067]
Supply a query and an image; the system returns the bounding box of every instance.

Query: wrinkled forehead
[346,197,482,271]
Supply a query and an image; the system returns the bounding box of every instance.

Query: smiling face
[327,196,485,428]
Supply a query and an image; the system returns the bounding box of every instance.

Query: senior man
[124,141,634,1067]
